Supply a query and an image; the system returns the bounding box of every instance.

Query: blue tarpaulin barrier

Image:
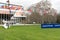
[41,24,60,28]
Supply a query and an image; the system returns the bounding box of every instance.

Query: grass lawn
[0,25,60,40]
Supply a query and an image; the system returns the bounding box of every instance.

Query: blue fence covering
[41,24,60,28]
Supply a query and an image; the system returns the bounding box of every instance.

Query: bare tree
[27,0,57,24]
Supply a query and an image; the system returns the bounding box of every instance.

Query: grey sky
[0,0,60,12]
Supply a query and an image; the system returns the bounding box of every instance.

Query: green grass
[0,25,60,40]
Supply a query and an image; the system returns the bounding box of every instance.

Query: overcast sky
[0,0,60,12]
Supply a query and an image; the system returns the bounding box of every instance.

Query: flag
[28,9,32,12]
[6,0,9,3]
